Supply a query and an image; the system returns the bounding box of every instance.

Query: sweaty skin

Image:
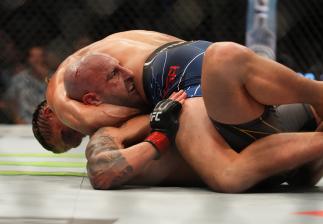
[47,30,183,134]
[50,30,323,192]
[85,90,202,188]
[86,114,203,189]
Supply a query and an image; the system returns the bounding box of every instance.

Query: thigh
[175,97,239,190]
[174,97,299,191]
[176,98,322,190]
[201,43,264,124]
[214,103,317,152]
[288,119,323,187]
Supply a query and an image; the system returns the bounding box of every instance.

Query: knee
[209,179,245,194]
[287,167,319,188]
[204,42,252,68]
[207,169,254,193]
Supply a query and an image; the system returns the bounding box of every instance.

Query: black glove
[149,98,182,140]
[144,99,182,159]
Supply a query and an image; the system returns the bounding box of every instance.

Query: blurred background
[0,0,323,124]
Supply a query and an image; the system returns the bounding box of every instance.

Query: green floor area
[0,125,87,176]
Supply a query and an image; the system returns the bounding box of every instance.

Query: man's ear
[82,92,102,106]
[43,106,52,117]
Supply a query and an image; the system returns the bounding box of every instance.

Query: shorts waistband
[143,41,187,107]
[144,41,187,65]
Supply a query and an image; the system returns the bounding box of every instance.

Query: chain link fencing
[0,0,322,123]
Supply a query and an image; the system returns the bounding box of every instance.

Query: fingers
[169,90,184,99]
[176,92,187,102]
[168,91,179,99]
[169,90,187,104]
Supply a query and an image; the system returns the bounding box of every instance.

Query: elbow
[90,178,112,190]
[85,135,124,190]
[88,169,114,190]
[87,158,114,190]
[207,169,253,193]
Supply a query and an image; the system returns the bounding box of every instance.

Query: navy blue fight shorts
[142,40,318,188]
[142,40,212,108]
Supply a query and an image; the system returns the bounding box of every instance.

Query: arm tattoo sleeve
[86,134,119,155]
[86,131,134,189]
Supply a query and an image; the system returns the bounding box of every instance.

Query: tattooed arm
[86,115,162,189]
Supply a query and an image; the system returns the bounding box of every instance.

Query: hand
[144,90,187,158]
[168,89,187,104]
[150,90,187,139]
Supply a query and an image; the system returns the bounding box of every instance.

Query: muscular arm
[46,58,141,135]
[46,30,182,134]
[86,115,175,189]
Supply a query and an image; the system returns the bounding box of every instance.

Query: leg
[288,119,323,187]
[201,42,323,124]
[176,98,323,193]
[287,160,323,187]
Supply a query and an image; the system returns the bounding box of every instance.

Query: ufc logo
[151,111,162,122]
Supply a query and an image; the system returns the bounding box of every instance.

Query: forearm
[56,98,139,135]
[48,81,100,134]
[87,137,158,189]
[49,80,141,135]
[81,104,142,134]
[86,91,187,189]
[86,115,157,189]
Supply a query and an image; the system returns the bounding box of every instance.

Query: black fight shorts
[213,104,318,187]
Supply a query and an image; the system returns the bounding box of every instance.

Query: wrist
[144,131,170,159]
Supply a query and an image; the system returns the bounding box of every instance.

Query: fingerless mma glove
[144,99,182,159]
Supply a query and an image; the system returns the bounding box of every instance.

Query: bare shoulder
[55,30,181,68]
[106,30,153,38]
[104,30,184,43]
[106,30,179,39]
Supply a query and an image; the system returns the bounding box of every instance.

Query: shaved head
[63,52,145,108]
[63,60,82,100]
[64,53,114,101]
